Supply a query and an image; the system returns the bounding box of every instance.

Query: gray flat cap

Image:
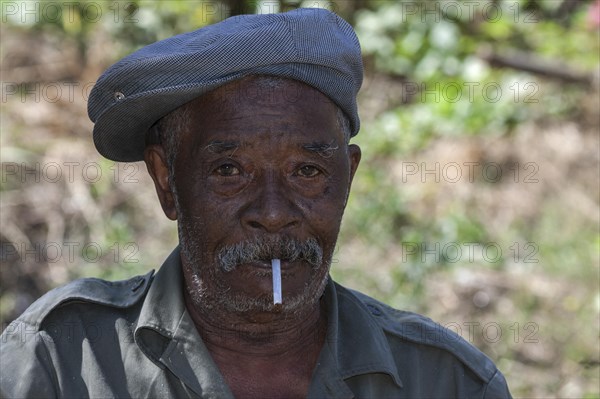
[88,8,363,162]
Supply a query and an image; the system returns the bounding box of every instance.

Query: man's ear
[348,144,361,184]
[344,144,361,206]
[144,145,177,220]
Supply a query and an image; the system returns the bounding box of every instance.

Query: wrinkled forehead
[175,76,344,148]
[191,75,337,113]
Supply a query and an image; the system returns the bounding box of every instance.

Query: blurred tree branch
[478,46,596,86]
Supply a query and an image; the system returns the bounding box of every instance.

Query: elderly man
[1,8,511,398]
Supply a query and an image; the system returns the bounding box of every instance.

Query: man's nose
[241,172,301,234]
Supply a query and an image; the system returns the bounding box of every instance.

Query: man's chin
[186,268,329,317]
[208,280,327,315]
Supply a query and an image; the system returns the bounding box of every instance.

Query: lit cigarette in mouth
[272,258,282,305]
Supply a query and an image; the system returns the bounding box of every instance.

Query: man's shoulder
[336,282,502,384]
[7,270,155,332]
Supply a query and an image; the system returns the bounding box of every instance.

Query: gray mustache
[217,237,323,272]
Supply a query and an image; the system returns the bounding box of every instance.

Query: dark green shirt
[1,248,511,398]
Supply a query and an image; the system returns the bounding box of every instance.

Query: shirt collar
[309,278,403,396]
[135,247,234,398]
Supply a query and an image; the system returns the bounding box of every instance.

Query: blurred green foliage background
[1,0,599,396]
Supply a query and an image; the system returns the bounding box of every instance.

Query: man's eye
[215,164,240,176]
[297,165,321,178]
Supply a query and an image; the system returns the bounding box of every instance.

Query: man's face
[148,77,361,315]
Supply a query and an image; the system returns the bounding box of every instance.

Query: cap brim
[92,78,239,162]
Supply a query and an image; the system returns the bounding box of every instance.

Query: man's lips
[244,260,271,269]
[241,259,296,271]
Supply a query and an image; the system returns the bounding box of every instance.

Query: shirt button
[367,304,382,316]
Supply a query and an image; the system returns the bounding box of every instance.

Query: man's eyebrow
[203,140,240,154]
[302,140,339,158]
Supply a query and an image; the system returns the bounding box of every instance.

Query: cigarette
[272,258,282,304]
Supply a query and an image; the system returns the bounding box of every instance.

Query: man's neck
[183,287,328,398]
